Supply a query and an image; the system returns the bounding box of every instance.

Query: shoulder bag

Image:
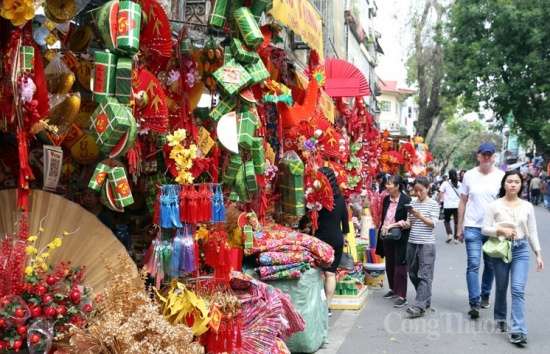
[382,227,402,241]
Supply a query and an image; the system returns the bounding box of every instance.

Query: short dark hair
[386,175,404,191]
[414,176,430,189]
[498,170,524,198]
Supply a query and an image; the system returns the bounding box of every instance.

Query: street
[320,205,550,354]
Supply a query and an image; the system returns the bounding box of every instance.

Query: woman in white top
[482,171,544,346]
[439,169,462,243]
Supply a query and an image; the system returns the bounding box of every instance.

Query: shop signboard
[271,0,324,59]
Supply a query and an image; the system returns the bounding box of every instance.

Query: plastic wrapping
[268,268,328,353]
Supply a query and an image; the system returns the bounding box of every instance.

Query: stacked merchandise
[244,223,334,281]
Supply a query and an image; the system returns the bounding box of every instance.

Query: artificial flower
[47,237,63,249]
[0,0,35,27]
[25,266,34,276]
[27,235,38,242]
[167,129,187,146]
[25,246,38,255]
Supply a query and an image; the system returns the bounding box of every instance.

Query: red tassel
[153,187,161,225]
[126,139,142,177]
[16,128,34,211]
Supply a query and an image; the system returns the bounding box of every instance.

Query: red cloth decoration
[133,68,169,133]
[279,78,319,129]
[137,0,172,70]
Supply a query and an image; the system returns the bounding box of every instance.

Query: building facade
[377,80,416,136]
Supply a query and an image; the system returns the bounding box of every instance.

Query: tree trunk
[412,0,446,139]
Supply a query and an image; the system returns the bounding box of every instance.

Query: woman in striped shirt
[405,176,440,318]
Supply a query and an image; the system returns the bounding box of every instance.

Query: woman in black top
[375,175,411,308]
[315,167,349,309]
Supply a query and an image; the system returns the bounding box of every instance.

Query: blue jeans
[544,194,550,210]
[493,239,530,335]
[464,227,495,307]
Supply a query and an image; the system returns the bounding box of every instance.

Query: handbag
[383,227,402,241]
[482,237,512,263]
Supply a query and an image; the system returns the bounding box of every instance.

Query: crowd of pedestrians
[374,142,545,347]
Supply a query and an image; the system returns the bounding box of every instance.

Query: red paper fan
[138,0,172,66]
[133,68,169,133]
[324,59,371,97]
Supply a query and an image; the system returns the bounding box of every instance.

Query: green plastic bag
[269,268,328,353]
[483,237,512,263]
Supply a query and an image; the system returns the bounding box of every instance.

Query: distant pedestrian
[482,171,544,346]
[543,177,550,210]
[459,170,466,183]
[439,169,461,243]
[529,175,541,205]
[404,177,440,318]
[457,142,505,320]
[376,175,411,309]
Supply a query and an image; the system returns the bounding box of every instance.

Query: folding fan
[324,58,371,97]
[0,189,137,295]
[133,68,169,133]
[138,0,173,68]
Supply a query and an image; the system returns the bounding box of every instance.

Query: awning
[324,59,371,97]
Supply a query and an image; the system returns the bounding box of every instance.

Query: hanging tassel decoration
[16,128,34,211]
[181,225,196,273]
[211,184,225,223]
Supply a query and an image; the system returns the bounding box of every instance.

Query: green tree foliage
[431,117,501,171]
[445,0,550,156]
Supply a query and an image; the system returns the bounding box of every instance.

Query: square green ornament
[209,0,228,28]
[115,57,133,104]
[238,109,258,150]
[89,97,133,154]
[279,151,305,216]
[88,163,110,191]
[209,95,236,122]
[233,7,264,49]
[230,38,260,64]
[251,137,265,174]
[116,0,141,55]
[93,51,117,103]
[212,59,252,96]
[20,46,34,72]
[245,59,270,85]
[223,154,242,186]
[108,166,134,207]
[244,160,257,193]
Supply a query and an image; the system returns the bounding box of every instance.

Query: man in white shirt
[457,142,505,320]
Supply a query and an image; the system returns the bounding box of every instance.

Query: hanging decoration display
[0,0,434,353]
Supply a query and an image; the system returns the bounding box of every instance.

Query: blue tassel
[181,224,196,273]
[160,185,171,228]
[212,184,225,223]
[170,229,183,278]
[170,185,183,228]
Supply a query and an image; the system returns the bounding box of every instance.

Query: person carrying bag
[375,175,411,309]
[482,171,544,346]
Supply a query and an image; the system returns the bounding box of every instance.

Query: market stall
[0,0,432,353]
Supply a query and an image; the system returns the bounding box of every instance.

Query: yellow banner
[319,90,335,123]
[271,0,324,59]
